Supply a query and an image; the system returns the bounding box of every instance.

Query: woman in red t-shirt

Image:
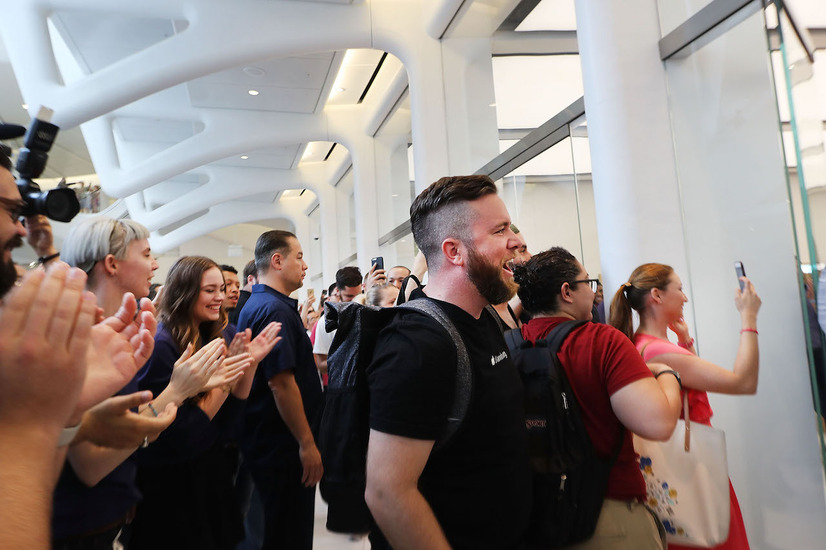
[610,262,762,550]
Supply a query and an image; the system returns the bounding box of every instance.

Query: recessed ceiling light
[392,194,398,197]
[335,87,345,93]
[21,104,27,109]
[489,103,496,107]
[248,90,260,96]
[243,66,266,77]
[240,155,249,160]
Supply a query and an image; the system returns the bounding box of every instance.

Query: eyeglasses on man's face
[570,278,600,292]
[0,196,26,223]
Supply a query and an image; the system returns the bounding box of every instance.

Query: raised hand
[735,277,762,318]
[245,322,282,363]
[78,294,157,416]
[167,338,227,399]
[0,264,95,433]
[667,317,691,344]
[75,391,177,449]
[363,262,387,292]
[202,352,252,392]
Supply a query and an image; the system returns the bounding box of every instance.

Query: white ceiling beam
[5,0,373,129]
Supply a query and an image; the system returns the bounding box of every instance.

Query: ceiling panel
[214,145,300,169]
[51,10,181,74]
[188,81,323,112]
[326,49,385,105]
[114,117,204,143]
[301,141,336,163]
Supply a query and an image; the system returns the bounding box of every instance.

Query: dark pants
[250,456,316,550]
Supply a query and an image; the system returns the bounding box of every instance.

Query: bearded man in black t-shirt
[365,175,532,550]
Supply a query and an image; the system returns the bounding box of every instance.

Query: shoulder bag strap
[398,300,472,450]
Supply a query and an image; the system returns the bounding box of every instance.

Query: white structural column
[350,139,381,271]
[439,37,500,179]
[373,3,500,193]
[573,0,688,293]
[315,183,342,290]
[403,36,500,192]
[575,1,826,548]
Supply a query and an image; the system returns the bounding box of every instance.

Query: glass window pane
[492,55,583,129]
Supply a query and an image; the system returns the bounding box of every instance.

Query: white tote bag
[633,394,730,548]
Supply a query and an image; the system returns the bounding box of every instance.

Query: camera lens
[42,188,80,222]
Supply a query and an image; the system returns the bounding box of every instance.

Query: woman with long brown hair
[610,263,761,550]
[131,256,281,550]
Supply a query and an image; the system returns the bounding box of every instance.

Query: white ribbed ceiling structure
[1,0,522,260]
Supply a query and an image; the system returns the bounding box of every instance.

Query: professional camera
[15,116,80,223]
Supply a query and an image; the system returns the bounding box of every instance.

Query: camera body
[15,117,80,223]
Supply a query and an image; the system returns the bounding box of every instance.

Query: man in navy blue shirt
[238,230,323,550]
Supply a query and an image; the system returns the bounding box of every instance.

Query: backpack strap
[484,303,506,334]
[396,274,422,306]
[504,326,525,353]
[543,320,625,465]
[399,299,472,451]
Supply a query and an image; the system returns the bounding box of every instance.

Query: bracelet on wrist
[28,251,59,269]
[740,328,758,335]
[147,402,160,417]
[655,369,683,391]
[678,338,694,349]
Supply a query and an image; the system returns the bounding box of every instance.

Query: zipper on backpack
[561,391,569,410]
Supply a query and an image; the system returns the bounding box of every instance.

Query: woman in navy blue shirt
[132,256,280,550]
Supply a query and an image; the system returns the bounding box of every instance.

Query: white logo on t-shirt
[490,351,508,366]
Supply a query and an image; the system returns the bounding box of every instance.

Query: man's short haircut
[327,282,337,295]
[62,216,150,281]
[243,259,257,282]
[389,265,411,276]
[254,230,296,275]
[219,264,237,274]
[336,266,362,290]
[409,175,498,270]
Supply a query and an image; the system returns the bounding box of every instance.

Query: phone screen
[734,261,746,291]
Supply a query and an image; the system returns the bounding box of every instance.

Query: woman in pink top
[609,263,761,550]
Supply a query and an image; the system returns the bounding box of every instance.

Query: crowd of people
[0,142,762,550]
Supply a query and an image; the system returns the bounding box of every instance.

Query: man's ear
[270,252,282,271]
[103,254,118,276]
[441,238,463,267]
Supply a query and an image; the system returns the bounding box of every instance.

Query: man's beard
[0,234,23,299]
[466,245,517,305]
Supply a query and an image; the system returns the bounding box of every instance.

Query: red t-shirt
[521,317,652,501]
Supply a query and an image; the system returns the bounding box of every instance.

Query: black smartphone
[734,261,746,291]
[371,256,384,271]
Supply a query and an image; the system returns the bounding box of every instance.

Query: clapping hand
[75,391,177,448]
[0,265,95,434]
[78,293,157,417]
[244,322,282,363]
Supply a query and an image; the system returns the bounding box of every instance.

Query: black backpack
[317,298,472,534]
[505,321,623,549]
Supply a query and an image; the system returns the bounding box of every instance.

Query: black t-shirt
[368,297,531,549]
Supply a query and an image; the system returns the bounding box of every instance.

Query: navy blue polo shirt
[238,284,323,469]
